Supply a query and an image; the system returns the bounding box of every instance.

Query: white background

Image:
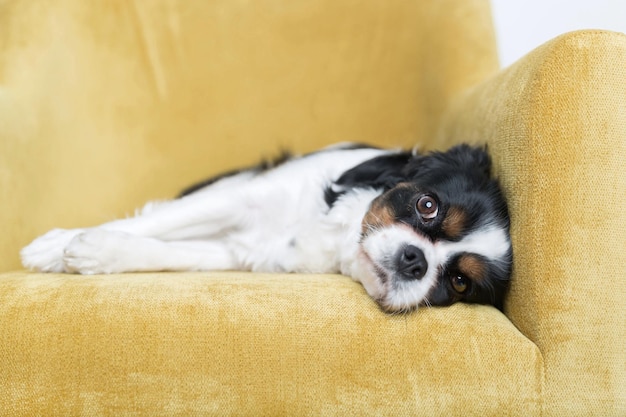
[491,0,626,67]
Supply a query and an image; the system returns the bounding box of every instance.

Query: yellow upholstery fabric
[0,0,497,272]
[1,0,624,415]
[439,30,626,416]
[0,271,542,416]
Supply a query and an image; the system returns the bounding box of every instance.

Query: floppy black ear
[404,144,493,180]
[325,151,414,206]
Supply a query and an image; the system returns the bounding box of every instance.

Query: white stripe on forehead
[436,226,511,263]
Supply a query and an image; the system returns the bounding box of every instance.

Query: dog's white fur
[21,147,385,274]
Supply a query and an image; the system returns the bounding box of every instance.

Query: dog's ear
[445,144,492,178]
[334,152,413,190]
[404,144,492,180]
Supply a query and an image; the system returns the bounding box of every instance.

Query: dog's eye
[451,275,469,294]
[416,195,439,220]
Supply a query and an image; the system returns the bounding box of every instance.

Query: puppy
[21,143,512,313]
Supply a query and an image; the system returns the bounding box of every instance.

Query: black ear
[333,152,413,190]
[404,144,493,180]
[325,151,414,206]
[445,144,492,178]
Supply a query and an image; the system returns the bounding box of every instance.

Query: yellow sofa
[1,0,624,415]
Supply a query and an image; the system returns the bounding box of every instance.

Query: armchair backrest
[0,0,498,271]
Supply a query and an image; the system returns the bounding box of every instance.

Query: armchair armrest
[438,30,626,416]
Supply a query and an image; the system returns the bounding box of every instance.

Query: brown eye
[416,195,439,219]
[451,275,469,294]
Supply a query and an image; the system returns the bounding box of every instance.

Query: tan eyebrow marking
[442,206,467,239]
[457,254,487,283]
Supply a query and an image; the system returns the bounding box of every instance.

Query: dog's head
[358,144,512,313]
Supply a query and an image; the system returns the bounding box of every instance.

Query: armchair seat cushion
[0,271,543,416]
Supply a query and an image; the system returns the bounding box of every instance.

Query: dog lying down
[21,143,512,313]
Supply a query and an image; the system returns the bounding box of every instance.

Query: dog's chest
[226,187,373,274]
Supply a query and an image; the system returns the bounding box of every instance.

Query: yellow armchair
[0,0,624,415]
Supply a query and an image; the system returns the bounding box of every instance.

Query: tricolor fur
[21,143,512,313]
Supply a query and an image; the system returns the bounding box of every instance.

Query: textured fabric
[0,0,498,272]
[2,0,624,415]
[439,30,626,416]
[0,271,542,416]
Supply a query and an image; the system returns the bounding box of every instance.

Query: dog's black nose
[396,245,428,280]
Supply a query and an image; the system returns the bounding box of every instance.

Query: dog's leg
[102,187,247,239]
[63,229,236,274]
[21,185,249,272]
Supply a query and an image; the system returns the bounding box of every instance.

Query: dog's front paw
[21,228,85,273]
[63,229,133,275]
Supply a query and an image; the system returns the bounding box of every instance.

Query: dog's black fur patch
[324,152,413,207]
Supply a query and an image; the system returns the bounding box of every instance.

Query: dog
[21,143,512,313]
